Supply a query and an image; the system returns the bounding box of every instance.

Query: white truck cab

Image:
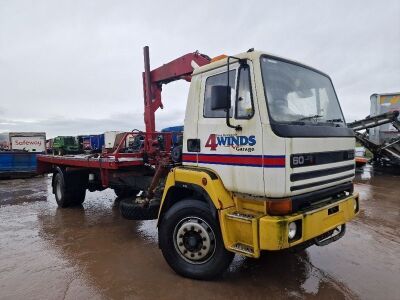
[183,51,355,199]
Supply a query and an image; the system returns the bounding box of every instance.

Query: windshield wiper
[297,114,323,121]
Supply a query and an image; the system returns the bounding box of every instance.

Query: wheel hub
[174,217,215,263]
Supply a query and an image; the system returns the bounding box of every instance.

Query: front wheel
[158,200,234,280]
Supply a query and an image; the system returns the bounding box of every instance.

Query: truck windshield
[261,57,345,126]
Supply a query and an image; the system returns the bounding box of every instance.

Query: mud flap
[314,224,346,247]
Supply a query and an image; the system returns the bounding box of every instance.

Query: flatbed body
[37,153,144,171]
[36,130,174,191]
[37,152,146,190]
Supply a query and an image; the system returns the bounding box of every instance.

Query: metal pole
[143,46,154,151]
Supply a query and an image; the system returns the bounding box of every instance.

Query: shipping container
[89,134,105,152]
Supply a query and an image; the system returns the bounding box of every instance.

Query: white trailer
[104,131,123,149]
[9,132,46,153]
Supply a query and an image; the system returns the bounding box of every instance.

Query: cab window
[235,64,254,119]
[203,70,236,118]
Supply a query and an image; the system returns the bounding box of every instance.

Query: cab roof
[192,50,329,78]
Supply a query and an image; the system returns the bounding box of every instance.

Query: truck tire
[72,188,86,205]
[114,187,139,198]
[53,171,87,207]
[158,200,234,280]
[119,198,159,220]
[54,172,73,207]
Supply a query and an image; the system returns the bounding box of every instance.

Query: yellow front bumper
[259,193,359,250]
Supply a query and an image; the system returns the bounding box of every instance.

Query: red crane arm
[142,46,211,152]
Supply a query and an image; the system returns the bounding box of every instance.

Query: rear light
[267,199,292,216]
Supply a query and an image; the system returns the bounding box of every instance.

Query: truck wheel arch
[157,167,234,226]
[157,183,218,226]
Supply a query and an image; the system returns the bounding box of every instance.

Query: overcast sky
[0,0,399,138]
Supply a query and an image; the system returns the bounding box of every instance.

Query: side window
[204,70,236,118]
[236,65,254,119]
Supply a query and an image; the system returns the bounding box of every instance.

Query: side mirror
[210,85,231,110]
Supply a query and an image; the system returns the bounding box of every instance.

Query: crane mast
[142,46,210,153]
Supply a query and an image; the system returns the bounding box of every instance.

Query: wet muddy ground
[0,165,399,300]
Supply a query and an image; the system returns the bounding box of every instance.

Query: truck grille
[290,173,354,191]
[290,164,354,182]
[291,149,354,168]
[289,149,355,192]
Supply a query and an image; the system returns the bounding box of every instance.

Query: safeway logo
[14,140,43,146]
[205,134,256,151]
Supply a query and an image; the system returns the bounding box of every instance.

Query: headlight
[288,222,297,240]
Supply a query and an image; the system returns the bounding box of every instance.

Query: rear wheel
[73,188,86,205]
[159,200,234,280]
[54,172,70,207]
[53,170,87,207]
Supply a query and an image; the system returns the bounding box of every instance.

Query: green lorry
[52,136,79,155]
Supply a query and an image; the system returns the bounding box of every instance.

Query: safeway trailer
[37,46,359,279]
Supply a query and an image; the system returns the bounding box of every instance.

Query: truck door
[195,62,265,196]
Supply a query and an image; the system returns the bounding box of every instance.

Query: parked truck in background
[52,136,79,155]
[37,47,359,279]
